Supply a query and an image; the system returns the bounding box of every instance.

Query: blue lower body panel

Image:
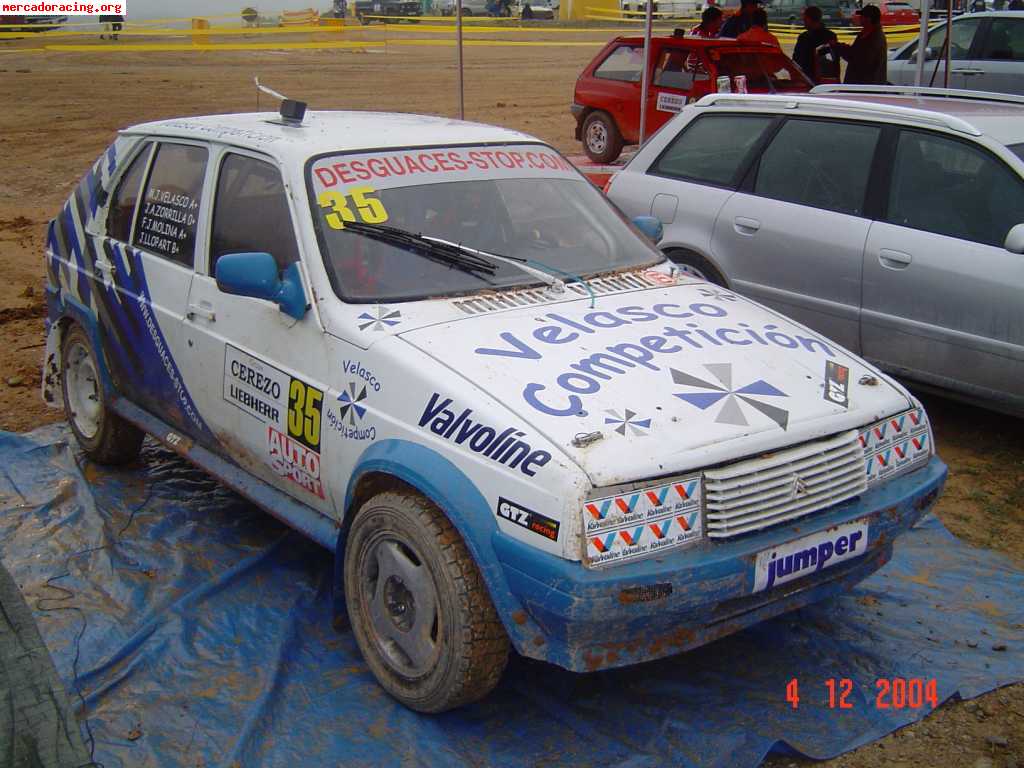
[495,457,947,672]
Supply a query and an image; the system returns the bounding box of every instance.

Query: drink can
[734,74,748,93]
[716,75,732,93]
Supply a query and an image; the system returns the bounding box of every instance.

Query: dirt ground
[0,29,1021,768]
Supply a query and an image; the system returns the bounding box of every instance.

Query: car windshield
[713,51,811,92]
[1010,143,1024,162]
[308,144,661,302]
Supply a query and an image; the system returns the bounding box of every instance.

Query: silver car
[606,86,1024,415]
[888,11,1024,95]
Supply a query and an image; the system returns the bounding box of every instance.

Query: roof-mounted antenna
[254,76,307,126]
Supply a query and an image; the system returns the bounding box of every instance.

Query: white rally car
[42,103,947,712]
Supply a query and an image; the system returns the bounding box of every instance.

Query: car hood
[400,282,911,487]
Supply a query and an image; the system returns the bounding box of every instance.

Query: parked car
[765,0,850,25]
[517,0,558,18]
[606,85,1024,415]
[888,11,1024,94]
[572,36,812,162]
[440,0,492,14]
[44,102,945,711]
[354,0,422,22]
[0,14,67,31]
[620,0,702,16]
[877,1,919,24]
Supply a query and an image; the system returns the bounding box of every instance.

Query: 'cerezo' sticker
[496,497,560,542]
[824,361,850,408]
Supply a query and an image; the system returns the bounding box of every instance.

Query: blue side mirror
[215,252,308,321]
[632,215,664,244]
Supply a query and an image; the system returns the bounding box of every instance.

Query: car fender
[339,437,548,655]
[660,241,734,288]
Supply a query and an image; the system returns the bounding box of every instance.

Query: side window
[133,143,208,267]
[752,119,880,216]
[653,47,704,90]
[105,142,152,243]
[651,114,774,187]
[594,44,644,83]
[901,18,980,60]
[886,130,1024,247]
[978,18,1024,61]
[210,153,299,277]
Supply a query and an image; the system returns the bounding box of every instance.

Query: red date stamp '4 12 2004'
[786,678,939,710]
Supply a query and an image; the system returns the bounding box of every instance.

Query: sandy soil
[0,30,1020,768]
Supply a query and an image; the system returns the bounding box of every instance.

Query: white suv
[606,86,1024,415]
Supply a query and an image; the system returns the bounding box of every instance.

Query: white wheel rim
[586,121,608,154]
[66,341,102,439]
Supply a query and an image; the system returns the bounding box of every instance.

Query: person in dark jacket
[830,4,887,84]
[721,0,759,38]
[793,7,838,82]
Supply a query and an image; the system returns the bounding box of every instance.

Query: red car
[572,36,812,163]
[853,1,919,25]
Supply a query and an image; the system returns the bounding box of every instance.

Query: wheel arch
[43,297,116,408]
[661,244,732,288]
[335,438,544,654]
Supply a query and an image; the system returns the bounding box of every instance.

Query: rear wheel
[344,490,510,712]
[582,110,624,164]
[60,324,143,465]
[663,248,727,286]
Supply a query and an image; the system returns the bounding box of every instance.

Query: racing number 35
[288,379,323,451]
[318,186,388,230]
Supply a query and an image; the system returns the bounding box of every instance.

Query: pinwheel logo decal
[671,363,790,430]
[337,383,368,425]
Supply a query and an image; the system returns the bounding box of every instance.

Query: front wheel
[60,324,143,465]
[581,110,624,164]
[663,248,727,286]
[344,490,510,712]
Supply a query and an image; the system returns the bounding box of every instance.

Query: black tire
[582,110,624,164]
[663,248,728,286]
[60,324,143,465]
[462,7,473,14]
[344,490,510,713]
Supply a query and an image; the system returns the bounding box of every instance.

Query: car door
[611,111,776,275]
[96,139,213,441]
[862,128,1024,409]
[585,41,644,143]
[710,117,883,352]
[961,16,1024,94]
[887,16,983,88]
[644,44,710,137]
[184,149,335,513]
[864,131,1024,409]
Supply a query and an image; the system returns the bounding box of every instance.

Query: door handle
[187,303,216,322]
[734,216,761,235]
[878,248,913,269]
[951,68,985,75]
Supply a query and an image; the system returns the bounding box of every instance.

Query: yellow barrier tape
[42,37,605,52]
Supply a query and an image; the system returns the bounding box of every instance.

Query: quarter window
[753,119,880,216]
[653,47,705,90]
[651,114,774,187]
[210,154,299,276]
[886,130,1024,248]
[133,143,208,267]
[106,142,151,243]
[978,18,1024,61]
[594,44,643,82]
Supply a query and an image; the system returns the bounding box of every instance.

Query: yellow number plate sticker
[318,186,388,230]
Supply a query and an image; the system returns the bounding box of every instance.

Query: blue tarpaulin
[1,424,1021,768]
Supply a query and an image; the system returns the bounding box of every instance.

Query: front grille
[704,430,866,539]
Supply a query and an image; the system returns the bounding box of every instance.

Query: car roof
[611,35,787,50]
[120,111,540,165]
[697,88,1024,148]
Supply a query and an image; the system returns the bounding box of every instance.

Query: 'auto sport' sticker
[224,345,325,497]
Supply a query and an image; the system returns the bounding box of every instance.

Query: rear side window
[133,143,208,267]
[594,44,643,82]
[106,142,151,243]
[714,52,810,92]
[210,153,299,276]
[886,130,1024,247]
[653,47,709,89]
[651,114,774,187]
[978,18,1024,61]
[753,119,881,216]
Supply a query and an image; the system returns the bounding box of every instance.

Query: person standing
[737,9,782,45]
[721,0,759,38]
[691,6,725,36]
[831,4,887,84]
[793,6,838,82]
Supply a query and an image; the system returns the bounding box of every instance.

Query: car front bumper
[492,456,947,672]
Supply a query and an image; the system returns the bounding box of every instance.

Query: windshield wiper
[340,221,565,293]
